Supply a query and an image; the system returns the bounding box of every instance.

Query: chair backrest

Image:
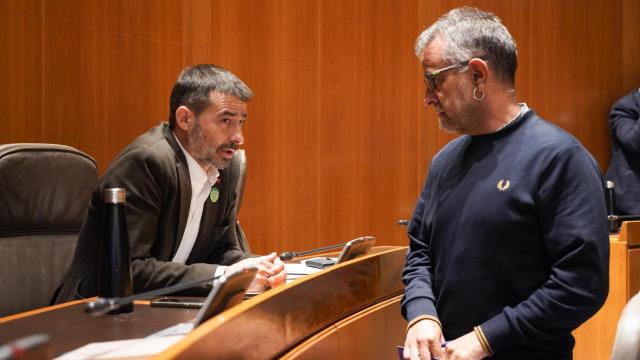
[228,149,250,253]
[0,144,98,316]
[611,291,640,360]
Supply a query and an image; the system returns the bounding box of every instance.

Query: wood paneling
[1,0,639,258]
[0,10,43,143]
[42,19,181,168]
[0,0,41,18]
[573,222,640,359]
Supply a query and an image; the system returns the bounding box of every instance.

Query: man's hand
[440,331,488,360]
[403,319,443,360]
[225,252,286,292]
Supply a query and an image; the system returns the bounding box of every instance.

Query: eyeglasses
[424,58,482,92]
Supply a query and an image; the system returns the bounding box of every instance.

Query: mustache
[216,143,239,152]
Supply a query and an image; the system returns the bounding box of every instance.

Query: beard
[187,120,237,169]
[437,79,484,135]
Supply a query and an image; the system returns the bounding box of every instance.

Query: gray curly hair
[415,7,518,86]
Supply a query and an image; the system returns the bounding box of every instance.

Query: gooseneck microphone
[85,274,221,316]
[607,214,640,221]
[279,242,348,261]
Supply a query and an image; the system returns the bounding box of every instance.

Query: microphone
[606,181,618,233]
[85,274,221,316]
[607,214,640,221]
[279,242,348,261]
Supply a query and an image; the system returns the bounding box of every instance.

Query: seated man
[605,88,640,215]
[55,64,285,303]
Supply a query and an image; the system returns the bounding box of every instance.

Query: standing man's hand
[403,319,443,360]
[440,331,489,360]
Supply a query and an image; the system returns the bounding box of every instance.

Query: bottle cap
[104,188,126,204]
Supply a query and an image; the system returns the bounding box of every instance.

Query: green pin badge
[210,185,219,203]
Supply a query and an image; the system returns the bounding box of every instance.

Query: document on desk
[55,335,184,359]
[284,262,323,283]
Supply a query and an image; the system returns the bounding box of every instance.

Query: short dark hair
[168,64,253,128]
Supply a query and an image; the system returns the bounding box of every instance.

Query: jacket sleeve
[609,90,640,155]
[479,145,610,352]
[105,148,219,294]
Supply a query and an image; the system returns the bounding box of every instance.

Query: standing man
[605,88,640,215]
[56,64,285,303]
[401,7,608,360]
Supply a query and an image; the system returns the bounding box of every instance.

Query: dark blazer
[54,123,250,302]
[605,89,640,215]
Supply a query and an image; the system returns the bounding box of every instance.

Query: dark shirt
[401,110,609,358]
[605,89,640,215]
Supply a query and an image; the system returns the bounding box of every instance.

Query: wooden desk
[163,245,406,359]
[573,221,640,359]
[0,246,407,359]
[0,299,198,356]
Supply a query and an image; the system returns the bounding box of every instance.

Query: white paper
[55,335,184,360]
[284,262,323,275]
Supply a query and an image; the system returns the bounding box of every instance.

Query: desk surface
[0,300,198,356]
[0,246,406,359]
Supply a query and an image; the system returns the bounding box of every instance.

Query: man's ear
[175,106,194,131]
[468,58,489,85]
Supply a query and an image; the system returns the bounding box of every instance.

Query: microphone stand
[607,214,640,233]
[279,242,348,261]
[607,215,640,221]
[85,275,220,316]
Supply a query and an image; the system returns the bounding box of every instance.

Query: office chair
[611,291,640,360]
[0,144,98,316]
[229,149,250,253]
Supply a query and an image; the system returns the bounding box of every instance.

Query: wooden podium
[0,246,408,359]
[573,221,640,359]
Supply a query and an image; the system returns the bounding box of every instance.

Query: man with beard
[55,64,285,303]
[401,7,609,360]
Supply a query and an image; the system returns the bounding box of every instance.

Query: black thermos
[606,180,618,233]
[98,188,134,313]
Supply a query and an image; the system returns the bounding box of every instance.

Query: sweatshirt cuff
[474,326,494,356]
[479,312,518,354]
[403,297,438,324]
[407,315,442,332]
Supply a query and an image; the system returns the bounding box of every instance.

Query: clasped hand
[225,252,286,292]
[403,319,488,360]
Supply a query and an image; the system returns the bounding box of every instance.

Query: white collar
[495,103,529,132]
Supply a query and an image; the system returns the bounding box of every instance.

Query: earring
[473,87,485,101]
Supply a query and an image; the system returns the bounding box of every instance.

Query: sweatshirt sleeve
[609,90,640,155]
[401,172,439,323]
[479,145,610,352]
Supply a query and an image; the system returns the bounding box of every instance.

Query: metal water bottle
[98,188,134,313]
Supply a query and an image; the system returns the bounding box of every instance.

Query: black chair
[611,291,640,360]
[0,144,98,316]
[229,149,250,253]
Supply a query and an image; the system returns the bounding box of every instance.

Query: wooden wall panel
[1,0,639,258]
[0,9,43,143]
[622,0,640,93]
[42,19,181,168]
[241,58,320,252]
[0,0,41,17]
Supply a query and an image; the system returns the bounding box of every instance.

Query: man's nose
[231,127,244,145]
[424,87,437,107]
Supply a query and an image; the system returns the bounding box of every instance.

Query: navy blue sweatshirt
[402,109,609,359]
[605,89,640,215]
